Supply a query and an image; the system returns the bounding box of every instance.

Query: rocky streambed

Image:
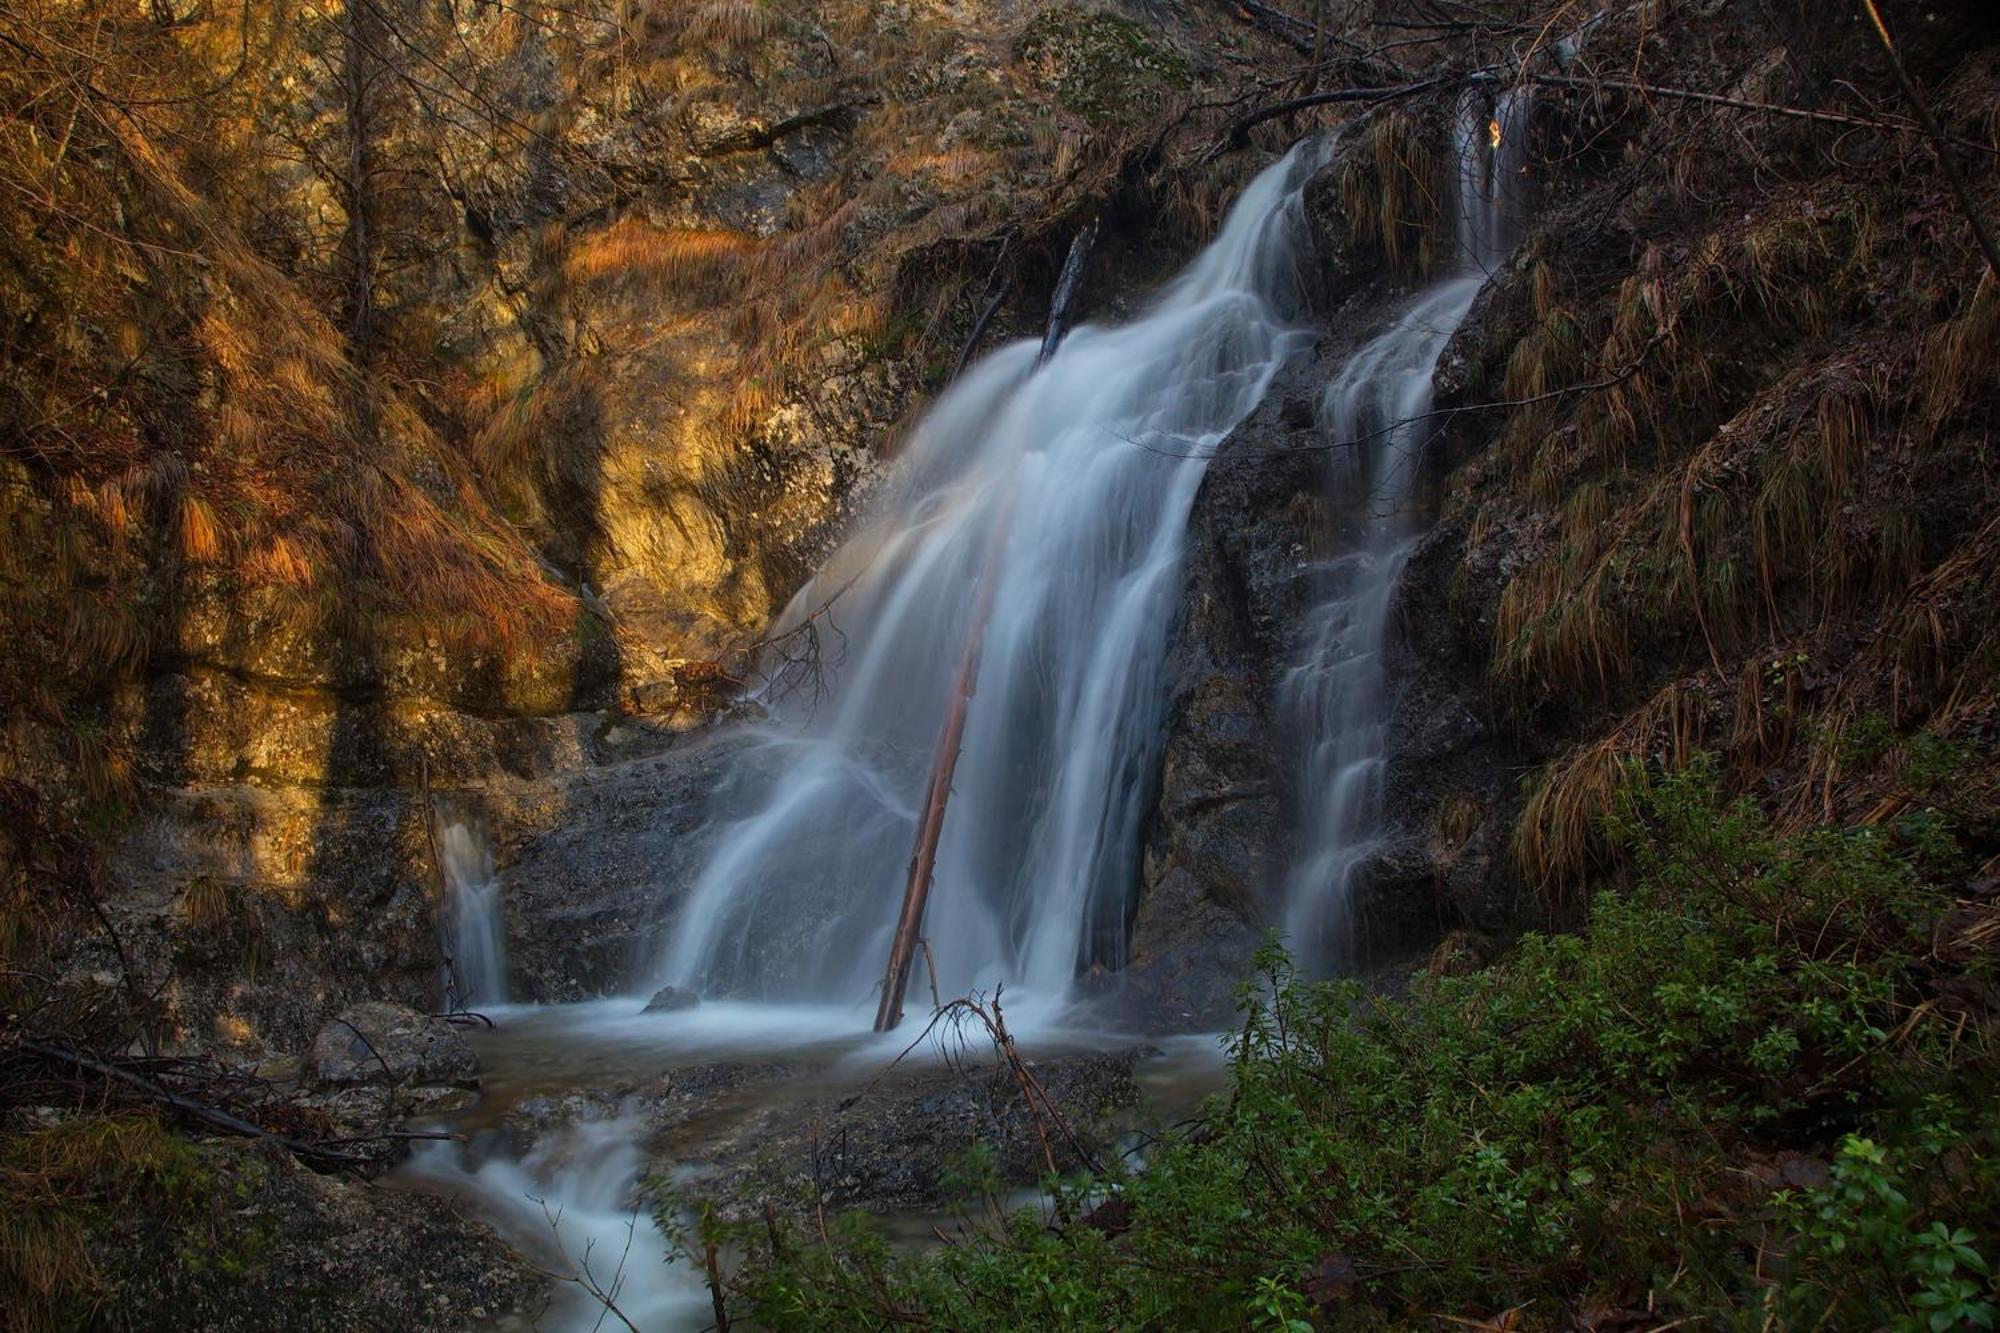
[111,989,1222,1330]
[376,997,1228,1329]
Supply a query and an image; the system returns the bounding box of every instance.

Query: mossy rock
[1016,8,1190,123]
[0,1117,540,1332]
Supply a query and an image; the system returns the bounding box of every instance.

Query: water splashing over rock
[658,142,1329,1006]
[1279,89,1531,970]
[439,817,507,1007]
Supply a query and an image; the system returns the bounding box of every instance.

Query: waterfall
[1278,88,1530,969]
[659,141,1327,1005]
[439,817,507,1007]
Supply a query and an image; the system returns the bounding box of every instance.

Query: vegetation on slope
[1432,1,2000,928]
[2,0,1996,1325]
[711,758,1998,1329]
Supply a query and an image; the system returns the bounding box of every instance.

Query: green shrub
[718,758,1999,1329]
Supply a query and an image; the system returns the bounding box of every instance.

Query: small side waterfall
[1279,89,1530,969]
[438,817,507,1007]
[656,142,1327,1005]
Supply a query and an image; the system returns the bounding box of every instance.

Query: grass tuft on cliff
[0,1115,214,1333]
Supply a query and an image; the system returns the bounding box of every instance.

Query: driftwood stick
[955,282,1011,379]
[20,1038,369,1167]
[870,492,1013,1033]
[1037,222,1098,367]
[1211,0,1315,54]
[953,237,1014,379]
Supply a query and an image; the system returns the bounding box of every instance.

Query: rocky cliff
[5,0,1999,1323]
[1141,0,2000,1001]
[3,0,1307,1056]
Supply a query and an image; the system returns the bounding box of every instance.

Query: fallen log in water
[872,222,1098,1033]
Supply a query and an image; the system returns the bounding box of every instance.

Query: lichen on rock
[1016,6,1192,123]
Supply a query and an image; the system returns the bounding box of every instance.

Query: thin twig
[18,1039,372,1168]
[1528,70,2000,158]
[919,937,943,1014]
[1225,74,1462,146]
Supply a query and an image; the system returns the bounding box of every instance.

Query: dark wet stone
[643,985,701,1013]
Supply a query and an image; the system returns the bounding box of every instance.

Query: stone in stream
[309,1001,479,1088]
[643,984,702,1014]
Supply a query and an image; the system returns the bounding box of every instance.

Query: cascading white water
[439,818,507,1007]
[656,142,1327,1005]
[1278,89,1530,969]
[407,1115,709,1328]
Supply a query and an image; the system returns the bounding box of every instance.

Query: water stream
[439,816,508,1009]
[403,146,1329,1330]
[657,140,1327,1006]
[407,107,1529,1328]
[409,1113,705,1331]
[1278,89,1530,968]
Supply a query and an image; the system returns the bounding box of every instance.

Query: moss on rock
[1016,8,1190,123]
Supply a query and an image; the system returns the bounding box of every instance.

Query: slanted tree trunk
[1856,0,2000,281]
[873,222,1098,1033]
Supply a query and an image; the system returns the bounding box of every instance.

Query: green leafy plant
[717,757,1998,1331]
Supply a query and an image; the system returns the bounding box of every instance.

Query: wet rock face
[310,1002,479,1088]
[96,783,444,1054]
[643,985,701,1013]
[89,714,758,1053]
[1134,119,1534,984]
[1130,126,1444,1006]
[491,725,772,1003]
[1360,509,1520,949]
[1129,378,1322,1027]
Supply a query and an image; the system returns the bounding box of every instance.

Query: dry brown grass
[1515,679,1713,911]
[1339,111,1445,276]
[179,875,229,928]
[566,220,760,294]
[242,534,317,588]
[686,0,786,49]
[1919,269,1999,429]
[176,494,223,565]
